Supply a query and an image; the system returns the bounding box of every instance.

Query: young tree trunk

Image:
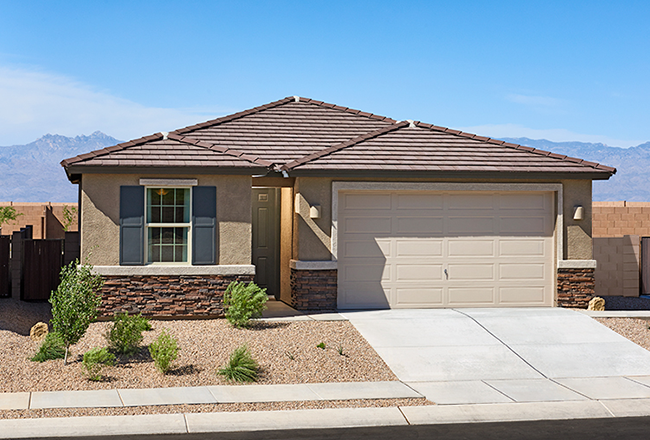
[64,346,69,366]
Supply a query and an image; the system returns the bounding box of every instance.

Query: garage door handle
[444,269,448,279]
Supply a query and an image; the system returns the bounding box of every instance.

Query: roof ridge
[281,121,409,171]
[166,133,274,168]
[413,122,617,174]
[172,97,295,135]
[60,133,163,167]
[297,97,397,123]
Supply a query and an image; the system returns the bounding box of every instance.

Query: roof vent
[293,96,300,103]
[406,120,416,128]
[161,131,169,140]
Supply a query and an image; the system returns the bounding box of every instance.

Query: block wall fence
[0,202,78,239]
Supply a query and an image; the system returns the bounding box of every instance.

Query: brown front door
[252,188,280,297]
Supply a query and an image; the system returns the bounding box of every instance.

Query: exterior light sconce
[310,204,321,219]
[573,205,584,221]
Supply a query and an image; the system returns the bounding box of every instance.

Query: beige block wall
[0,202,78,239]
[593,201,650,237]
[292,177,593,262]
[80,173,252,266]
[593,235,640,297]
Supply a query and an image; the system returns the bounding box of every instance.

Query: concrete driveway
[342,308,650,404]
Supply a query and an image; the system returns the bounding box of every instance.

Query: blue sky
[0,0,648,147]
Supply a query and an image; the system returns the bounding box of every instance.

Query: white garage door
[337,191,554,308]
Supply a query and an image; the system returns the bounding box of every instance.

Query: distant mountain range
[0,132,645,202]
[502,138,647,202]
[0,132,122,202]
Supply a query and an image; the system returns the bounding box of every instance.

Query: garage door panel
[448,240,495,257]
[448,193,495,210]
[499,216,548,235]
[396,217,444,234]
[338,190,554,309]
[396,239,443,257]
[448,263,494,280]
[396,193,444,210]
[448,287,495,304]
[499,263,546,280]
[499,193,548,210]
[499,287,546,304]
[396,264,443,281]
[447,216,495,235]
[343,240,390,258]
[345,217,392,234]
[341,283,390,306]
[343,193,391,210]
[395,287,443,305]
[343,264,390,282]
[499,240,546,257]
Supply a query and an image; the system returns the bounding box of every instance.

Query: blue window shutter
[192,186,217,265]
[120,185,145,265]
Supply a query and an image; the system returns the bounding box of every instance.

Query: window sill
[92,265,256,276]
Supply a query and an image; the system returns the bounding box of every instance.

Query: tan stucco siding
[279,187,293,302]
[292,176,595,263]
[80,174,252,266]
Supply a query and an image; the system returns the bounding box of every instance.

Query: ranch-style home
[61,96,615,317]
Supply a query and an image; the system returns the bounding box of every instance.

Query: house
[61,96,616,317]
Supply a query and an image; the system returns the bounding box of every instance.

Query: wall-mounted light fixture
[310,204,321,219]
[573,205,584,221]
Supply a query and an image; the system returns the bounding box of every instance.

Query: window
[119,184,216,266]
[146,187,190,263]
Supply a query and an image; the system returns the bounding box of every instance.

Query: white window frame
[144,185,193,266]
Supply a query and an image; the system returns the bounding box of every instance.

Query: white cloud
[457,123,643,148]
[0,66,227,145]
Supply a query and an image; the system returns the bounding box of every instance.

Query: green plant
[62,205,78,232]
[337,345,344,356]
[30,332,65,362]
[316,342,326,350]
[82,347,115,381]
[49,259,104,365]
[217,345,259,382]
[0,206,22,227]
[148,329,179,374]
[222,281,268,328]
[285,351,295,360]
[105,313,151,355]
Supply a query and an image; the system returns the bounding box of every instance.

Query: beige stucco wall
[80,173,252,266]
[279,187,293,302]
[292,176,595,262]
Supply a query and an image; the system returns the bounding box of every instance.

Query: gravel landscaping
[0,297,397,394]
[596,317,650,350]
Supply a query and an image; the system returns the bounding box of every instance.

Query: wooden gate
[0,236,9,297]
[21,239,63,301]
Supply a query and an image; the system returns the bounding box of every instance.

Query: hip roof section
[61,96,616,178]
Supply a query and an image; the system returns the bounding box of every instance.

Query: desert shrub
[82,347,115,381]
[105,313,151,355]
[217,344,259,382]
[222,281,268,328]
[49,259,104,364]
[148,329,179,374]
[31,332,65,362]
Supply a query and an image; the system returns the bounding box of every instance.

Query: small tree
[0,206,22,228]
[62,205,78,232]
[49,259,104,365]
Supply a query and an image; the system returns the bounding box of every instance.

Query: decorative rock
[588,296,606,311]
[30,322,49,341]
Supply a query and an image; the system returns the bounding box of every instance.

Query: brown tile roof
[61,96,616,177]
[282,121,617,174]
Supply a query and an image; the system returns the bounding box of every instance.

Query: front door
[252,188,280,297]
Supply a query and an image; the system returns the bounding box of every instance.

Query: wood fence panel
[0,236,9,297]
[21,239,62,301]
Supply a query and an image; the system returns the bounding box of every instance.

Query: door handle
[444,268,448,280]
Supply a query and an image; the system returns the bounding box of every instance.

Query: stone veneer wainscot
[93,266,255,318]
[556,260,597,308]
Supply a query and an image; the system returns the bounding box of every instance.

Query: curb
[4,399,650,438]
